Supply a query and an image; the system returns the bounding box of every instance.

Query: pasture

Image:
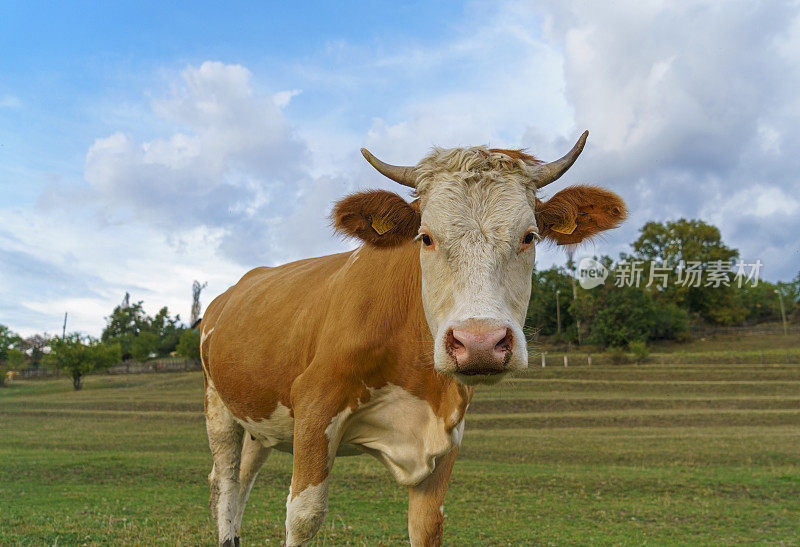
[2,362,800,545]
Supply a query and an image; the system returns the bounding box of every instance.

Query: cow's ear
[332,190,421,247]
[536,185,627,245]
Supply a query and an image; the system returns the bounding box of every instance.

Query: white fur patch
[342,383,460,485]
[326,406,353,461]
[235,402,293,449]
[285,480,329,546]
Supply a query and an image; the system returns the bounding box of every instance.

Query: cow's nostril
[495,328,513,353]
[445,329,465,355]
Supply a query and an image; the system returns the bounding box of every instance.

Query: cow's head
[334,132,626,385]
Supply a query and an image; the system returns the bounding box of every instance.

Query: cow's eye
[519,228,539,253]
[421,234,433,247]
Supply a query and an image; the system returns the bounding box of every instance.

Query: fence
[13,357,200,380]
[689,323,800,338]
[107,357,200,374]
[535,348,800,367]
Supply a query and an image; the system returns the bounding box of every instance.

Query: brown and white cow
[199,131,626,546]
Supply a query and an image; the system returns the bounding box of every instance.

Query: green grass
[2,363,800,545]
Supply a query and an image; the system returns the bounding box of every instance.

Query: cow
[199,131,626,546]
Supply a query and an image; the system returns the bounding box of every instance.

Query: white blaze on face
[416,160,537,380]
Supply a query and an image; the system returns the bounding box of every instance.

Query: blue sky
[1,1,799,336]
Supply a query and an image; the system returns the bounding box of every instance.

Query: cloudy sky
[1,1,799,337]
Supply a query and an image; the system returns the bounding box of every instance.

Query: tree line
[0,293,201,390]
[526,219,799,349]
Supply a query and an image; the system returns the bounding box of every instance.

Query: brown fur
[488,148,543,164]
[332,190,421,247]
[535,185,628,245]
[202,241,471,494]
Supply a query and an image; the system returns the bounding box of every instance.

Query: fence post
[760,352,764,365]
[587,354,592,367]
[563,354,568,368]
[541,353,546,368]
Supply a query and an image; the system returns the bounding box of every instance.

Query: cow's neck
[354,241,474,419]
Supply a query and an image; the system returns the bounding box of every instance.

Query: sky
[1,0,799,337]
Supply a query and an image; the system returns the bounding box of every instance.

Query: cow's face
[335,135,627,385]
[414,165,538,384]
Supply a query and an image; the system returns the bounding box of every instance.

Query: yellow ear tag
[370,215,395,235]
[551,219,578,235]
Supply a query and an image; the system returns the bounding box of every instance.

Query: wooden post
[563,354,568,368]
[541,353,546,368]
[587,354,592,367]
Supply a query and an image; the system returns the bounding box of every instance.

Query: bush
[608,347,629,365]
[629,341,649,364]
[177,328,201,365]
[651,302,690,341]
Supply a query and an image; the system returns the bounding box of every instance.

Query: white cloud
[527,0,800,278]
[273,89,302,108]
[0,95,21,108]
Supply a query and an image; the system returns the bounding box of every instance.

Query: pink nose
[445,325,513,375]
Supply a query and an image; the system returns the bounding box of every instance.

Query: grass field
[2,361,800,545]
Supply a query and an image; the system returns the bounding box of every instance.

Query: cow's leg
[205,386,245,547]
[408,446,460,547]
[284,386,347,547]
[233,433,272,543]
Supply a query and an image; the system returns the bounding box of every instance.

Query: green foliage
[0,325,21,364]
[0,325,23,386]
[582,284,655,347]
[17,334,50,370]
[629,218,745,325]
[148,306,183,355]
[650,302,690,341]
[101,297,148,359]
[46,334,121,390]
[525,267,575,338]
[131,332,159,362]
[102,294,184,360]
[628,341,649,363]
[176,328,202,365]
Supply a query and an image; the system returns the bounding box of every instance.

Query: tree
[525,266,576,340]
[146,307,183,356]
[629,219,745,325]
[571,269,689,348]
[131,331,159,362]
[101,294,148,360]
[17,333,50,370]
[102,294,184,359]
[0,325,23,387]
[176,328,202,366]
[46,334,121,390]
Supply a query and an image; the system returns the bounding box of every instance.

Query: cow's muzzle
[445,322,513,376]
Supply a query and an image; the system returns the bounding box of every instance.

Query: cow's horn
[528,130,589,189]
[361,148,417,188]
